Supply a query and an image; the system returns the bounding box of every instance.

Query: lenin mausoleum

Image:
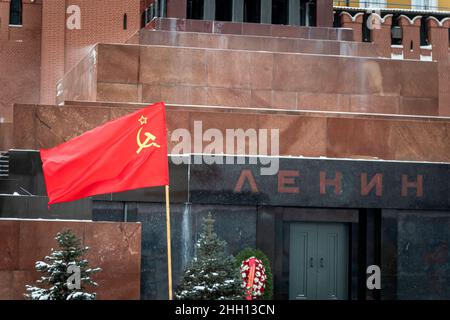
[0,0,449,300]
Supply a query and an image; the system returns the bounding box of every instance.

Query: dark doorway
[187,0,204,20]
[272,0,289,25]
[244,0,261,23]
[215,0,232,21]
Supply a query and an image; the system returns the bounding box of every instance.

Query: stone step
[58,43,439,116]
[146,18,355,42]
[136,30,378,58]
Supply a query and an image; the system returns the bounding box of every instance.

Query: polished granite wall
[0,196,92,220]
[92,202,257,300]
[92,200,450,300]
[382,210,450,299]
[57,42,440,116]
[3,151,448,211]
[12,103,450,163]
[0,219,141,300]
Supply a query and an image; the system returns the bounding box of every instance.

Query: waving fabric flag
[40,102,169,205]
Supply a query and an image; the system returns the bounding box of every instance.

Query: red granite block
[326,118,394,160]
[298,93,351,112]
[0,272,13,299]
[207,50,251,89]
[94,272,140,300]
[0,221,20,271]
[399,97,439,116]
[187,110,259,154]
[258,114,327,157]
[250,90,272,108]
[271,25,301,38]
[272,91,297,110]
[213,21,243,35]
[390,120,450,162]
[349,95,400,114]
[18,221,86,270]
[97,44,139,84]
[34,105,110,149]
[12,271,37,300]
[140,46,207,86]
[97,83,141,103]
[250,52,273,90]
[242,23,271,36]
[206,87,251,108]
[186,19,213,33]
[84,223,141,276]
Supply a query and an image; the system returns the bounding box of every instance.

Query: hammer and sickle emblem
[136,127,161,154]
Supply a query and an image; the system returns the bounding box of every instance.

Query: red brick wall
[63,0,141,73]
[371,14,392,58]
[428,18,450,116]
[40,0,65,105]
[40,0,141,105]
[398,15,422,60]
[0,0,42,123]
[1,1,144,112]
[0,219,141,300]
[340,12,363,42]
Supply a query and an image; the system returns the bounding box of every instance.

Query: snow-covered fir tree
[25,229,102,300]
[176,213,243,300]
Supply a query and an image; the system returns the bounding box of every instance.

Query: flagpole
[165,185,173,300]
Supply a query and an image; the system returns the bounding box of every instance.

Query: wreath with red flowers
[240,257,267,300]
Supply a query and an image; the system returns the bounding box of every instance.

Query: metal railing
[0,152,9,179]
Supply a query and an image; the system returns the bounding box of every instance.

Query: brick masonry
[0,0,41,123]
[0,0,144,124]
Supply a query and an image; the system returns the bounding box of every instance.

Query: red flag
[40,102,169,205]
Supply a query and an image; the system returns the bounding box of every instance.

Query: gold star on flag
[138,116,147,125]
